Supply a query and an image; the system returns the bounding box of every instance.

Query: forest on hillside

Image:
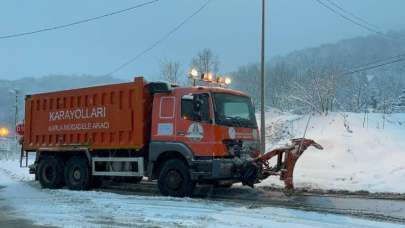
[232,30,405,114]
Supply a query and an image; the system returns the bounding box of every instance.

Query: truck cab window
[181,96,193,120]
[181,93,210,122]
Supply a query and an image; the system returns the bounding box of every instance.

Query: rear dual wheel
[38,155,101,190]
[37,155,65,189]
[64,156,92,190]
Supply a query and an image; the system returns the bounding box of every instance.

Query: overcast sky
[1,0,405,81]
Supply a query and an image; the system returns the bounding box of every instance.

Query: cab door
[175,92,216,157]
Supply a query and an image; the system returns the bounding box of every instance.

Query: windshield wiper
[234,116,253,128]
[225,116,253,128]
[222,116,240,127]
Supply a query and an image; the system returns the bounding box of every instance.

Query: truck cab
[148,85,260,196]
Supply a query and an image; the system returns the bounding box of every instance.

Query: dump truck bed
[23,77,151,151]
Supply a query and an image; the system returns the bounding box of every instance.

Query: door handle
[177,131,185,136]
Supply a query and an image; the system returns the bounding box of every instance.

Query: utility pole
[14,91,18,140]
[260,0,266,154]
[9,89,19,141]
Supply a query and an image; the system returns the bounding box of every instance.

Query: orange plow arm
[240,138,323,190]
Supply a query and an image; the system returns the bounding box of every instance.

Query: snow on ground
[0,160,402,228]
[259,111,405,193]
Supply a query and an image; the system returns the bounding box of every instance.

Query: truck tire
[37,155,64,189]
[158,159,195,197]
[64,156,91,190]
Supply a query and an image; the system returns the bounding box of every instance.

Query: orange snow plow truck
[19,77,322,197]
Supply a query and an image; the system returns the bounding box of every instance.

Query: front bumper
[190,158,240,180]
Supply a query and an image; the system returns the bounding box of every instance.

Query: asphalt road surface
[102,181,405,224]
[0,185,52,228]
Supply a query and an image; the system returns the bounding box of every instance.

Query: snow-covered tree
[393,89,405,113]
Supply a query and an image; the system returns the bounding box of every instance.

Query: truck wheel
[64,156,91,190]
[158,159,195,197]
[37,155,64,189]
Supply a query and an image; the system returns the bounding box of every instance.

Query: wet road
[0,185,51,228]
[290,194,405,223]
[101,181,405,224]
[1,163,404,227]
[1,174,404,227]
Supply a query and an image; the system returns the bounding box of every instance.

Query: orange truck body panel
[23,77,151,151]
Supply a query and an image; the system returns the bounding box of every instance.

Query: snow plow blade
[241,138,323,190]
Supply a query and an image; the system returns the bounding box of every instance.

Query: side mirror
[192,95,203,121]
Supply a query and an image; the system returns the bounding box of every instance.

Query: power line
[350,52,405,70]
[317,52,405,76]
[314,0,396,41]
[107,0,212,76]
[313,0,405,75]
[343,56,405,75]
[0,0,159,40]
[324,0,380,31]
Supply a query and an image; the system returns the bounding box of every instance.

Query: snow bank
[259,111,405,193]
[0,160,34,182]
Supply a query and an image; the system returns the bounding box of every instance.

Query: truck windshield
[213,93,257,128]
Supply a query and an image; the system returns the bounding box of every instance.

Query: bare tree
[190,48,219,75]
[287,69,338,115]
[160,59,181,84]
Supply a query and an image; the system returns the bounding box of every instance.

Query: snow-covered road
[0,160,403,228]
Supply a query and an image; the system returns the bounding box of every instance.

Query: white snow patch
[0,160,402,228]
[259,111,405,193]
